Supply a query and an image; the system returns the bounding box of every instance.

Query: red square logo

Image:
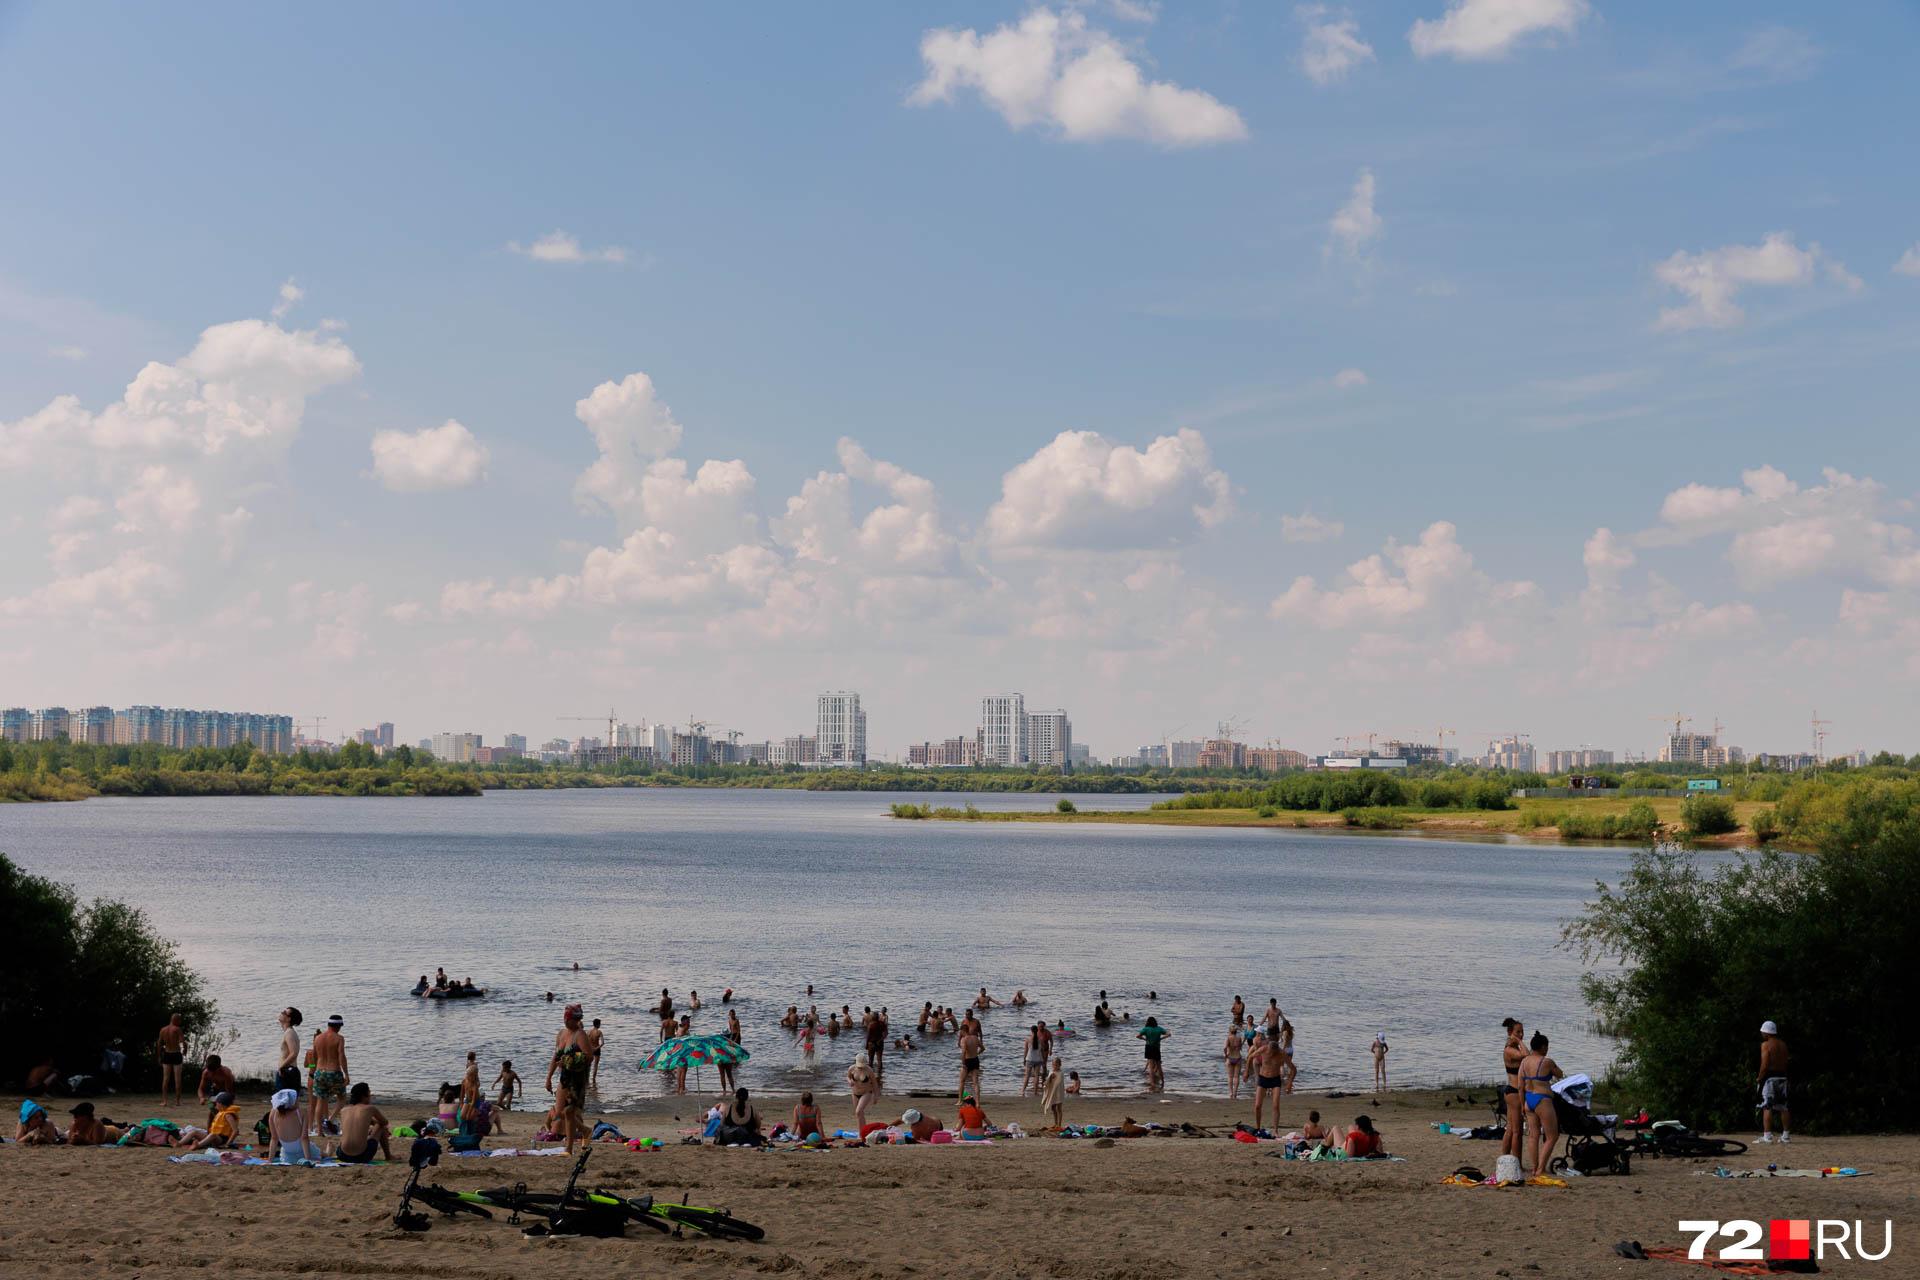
[1769,1219,1811,1261]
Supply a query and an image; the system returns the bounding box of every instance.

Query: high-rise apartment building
[32,707,71,741]
[980,693,1028,766]
[770,734,817,766]
[1134,744,1170,768]
[1659,732,1719,765]
[1245,747,1310,771]
[1198,738,1245,769]
[2,707,30,742]
[503,733,527,754]
[1169,740,1203,769]
[73,706,115,744]
[816,691,868,767]
[356,722,396,750]
[1545,748,1615,773]
[1485,736,1537,771]
[431,732,483,763]
[1025,709,1071,768]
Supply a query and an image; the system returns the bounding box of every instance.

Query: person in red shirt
[1343,1114,1385,1158]
[956,1095,989,1138]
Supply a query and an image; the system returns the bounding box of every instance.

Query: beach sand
[2,1088,1909,1279]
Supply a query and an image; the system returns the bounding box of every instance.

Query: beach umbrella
[643,1035,749,1072]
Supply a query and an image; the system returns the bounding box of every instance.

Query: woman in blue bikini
[1517,1031,1564,1174]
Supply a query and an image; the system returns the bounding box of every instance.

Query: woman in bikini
[1500,1018,1526,1159]
[1518,1031,1563,1173]
[847,1051,878,1129]
[791,1091,824,1140]
[1223,1018,1245,1099]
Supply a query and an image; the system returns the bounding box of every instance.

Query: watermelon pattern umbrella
[643,1035,749,1087]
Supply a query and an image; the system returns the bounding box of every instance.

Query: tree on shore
[1566,777,1919,1132]
[0,853,216,1090]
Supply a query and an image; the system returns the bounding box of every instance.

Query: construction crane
[296,716,327,743]
[559,709,620,746]
[1650,712,1691,737]
[1215,716,1249,742]
[1810,711,1832,763]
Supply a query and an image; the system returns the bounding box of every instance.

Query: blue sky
[2,1,1917,759]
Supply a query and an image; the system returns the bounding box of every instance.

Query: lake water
[1,788,1637,1105]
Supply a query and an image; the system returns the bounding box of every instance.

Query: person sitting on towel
[1343,1114,1386,1158]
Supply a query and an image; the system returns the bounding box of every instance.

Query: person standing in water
[1251,1031,1287,1131]
[1137,1017,1169,1092]
[957,1020,984,1100]
[1370,1032,1389,1091]
[1224,1018,1246,1099]
[587,1018,605,1087]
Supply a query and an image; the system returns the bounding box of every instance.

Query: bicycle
[1624,1123,1747,1160]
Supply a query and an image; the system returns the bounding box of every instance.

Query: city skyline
[3,5,1917,756]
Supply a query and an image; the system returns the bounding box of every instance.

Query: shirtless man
[656,990,676,1043]
[198,1053,236,1126]
[957,1023,984,1099]
[1251,1030,1288,1131]
[275,1007,304,1092]
[1500,1017,1526,1159]
[1263,998,1282,1037]
[310,1015,350,1138]
[1757,1020,1791,1144]
[546,1004,593,1153]
[460,1050,481,1107]
[865,1007,888,1079]
[975,987,1001,1010]
[156,1014,186,1105]
[688,990,702,1010]
[587,1018,605,1086]
[335,1082,390,1163]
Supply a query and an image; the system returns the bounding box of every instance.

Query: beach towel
[1640,1244,1810,1275]
[1702,1165,1867,1178]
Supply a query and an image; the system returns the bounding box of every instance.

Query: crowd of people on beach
[8,970,1796,1173]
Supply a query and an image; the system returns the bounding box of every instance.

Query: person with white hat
[266,1088,318,1163]
[1757,1020,1790,1144]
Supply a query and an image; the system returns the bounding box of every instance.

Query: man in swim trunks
[1251,1030,1288,1131]
[156,1014,185,1105]
[1756,1020,1790,1144]
[335,1082,390,1163]
[865,1007,887,1079]
[587,1018,605,1086]
[310,1015,350,1138]
[1499,1017,1525,1159]
[958,1023,984,1100]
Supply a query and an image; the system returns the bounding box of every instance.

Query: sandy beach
[3,1087,1908,1279]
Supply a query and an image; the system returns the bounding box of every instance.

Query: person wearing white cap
[1370,1032,1389,1092]
[267,1088,318,1163]
[1756,1020,1790,1144]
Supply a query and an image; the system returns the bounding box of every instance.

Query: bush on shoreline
[0,853,217,1090]
[1566,784,1920,1132]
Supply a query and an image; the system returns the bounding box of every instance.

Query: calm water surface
[2,789,1635,1103]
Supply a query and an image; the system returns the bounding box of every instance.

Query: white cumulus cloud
[1895,244,1920,278]
[272,278,304,319]
[1280,512,1344,544]
[1270,520,1477,627]
[369,420,490,492]
[1327,168,1382,259]
[909,6,1247,147]
[507,230,631,265]
[983,428,1232,552]
[1409,0,1588,61]
[1297,6,1375,84]
[1652,232,1854,331]
[1333,367,1368,388]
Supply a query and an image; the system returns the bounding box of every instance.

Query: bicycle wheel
[1670,1136,1747,1158]
[416,1185,494,1219]
[655,1206,764,1242]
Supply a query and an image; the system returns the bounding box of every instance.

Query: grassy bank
[893,793,1778,844]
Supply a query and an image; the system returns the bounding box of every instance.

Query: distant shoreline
[891,798,1770,847]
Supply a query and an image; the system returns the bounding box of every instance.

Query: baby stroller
[1545,1074,1630,1176]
